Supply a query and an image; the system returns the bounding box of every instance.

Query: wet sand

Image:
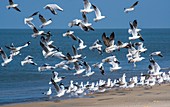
[2,84,170,107]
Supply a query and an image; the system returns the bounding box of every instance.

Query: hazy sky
[0,0,169,29]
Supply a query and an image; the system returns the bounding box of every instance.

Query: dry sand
[2,84,170,107]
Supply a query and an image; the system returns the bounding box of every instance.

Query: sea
[0,28,170,105]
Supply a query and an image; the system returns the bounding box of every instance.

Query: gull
[27,21,46,38]
[81,12,94,31]
[92,62,105,75]
[65,53,79,64]
[0,48,13,66]
[44,4,63,15]
[89,39,102,54]
[149,58,161,75]
[39,14,52,28]
[42,87,52,96]
[72,45,82,59]
[77,22,89,32]
[21,55,37,66]
[83,61,95,77]
[68,19,82,28]
[117,41,129,51]
[80,0,94,13]
[116,73,127,88]
[5,41,31,56]
[40,41,59,58]
[77,37,87,50]
[63,30,77,41]
[128,51,145,67]
[51,79,66,97]
[150,51,163,57]
[38,63,55,72]
[49,71,65,84]
[109,60,121,72]
[102,55,119,63]
[128,20,143,41]
[55,61,72,71]
[73,62,85,75]
[134,42,147,53]
[24,11,39,24]
[102,32,117,53]
[92,4,105,22]
[6,0,21,12]
[124,1,139,13]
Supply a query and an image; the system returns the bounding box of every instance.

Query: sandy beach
[2,83,170,107]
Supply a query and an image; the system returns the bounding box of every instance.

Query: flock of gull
[1,0,170,99]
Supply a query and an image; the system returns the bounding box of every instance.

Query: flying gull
[44,4,63,15]
[6,0,21,12]
[124,1,139,13]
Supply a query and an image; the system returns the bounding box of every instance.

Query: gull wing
[0,48,8,61]
[133,20,138,28]
[72,45,77,55]
[29,11,39,17]
[92,4,101,17]
[130,1,139,8]
[13,7,21,12]
[40,41,49,53]
[102,32,110,47]
[39,14,46,23]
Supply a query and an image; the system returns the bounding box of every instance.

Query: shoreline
[1,83,170,107]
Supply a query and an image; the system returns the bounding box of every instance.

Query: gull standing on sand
[44,4,63,15]
[6,0,21,12]
[92,4,105,22]
[42,87,52,96]
[80,0,94,13]
[0,48,14,66]
[21,55,37,66]
[124,1,139,13]
[39,14,52,28]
